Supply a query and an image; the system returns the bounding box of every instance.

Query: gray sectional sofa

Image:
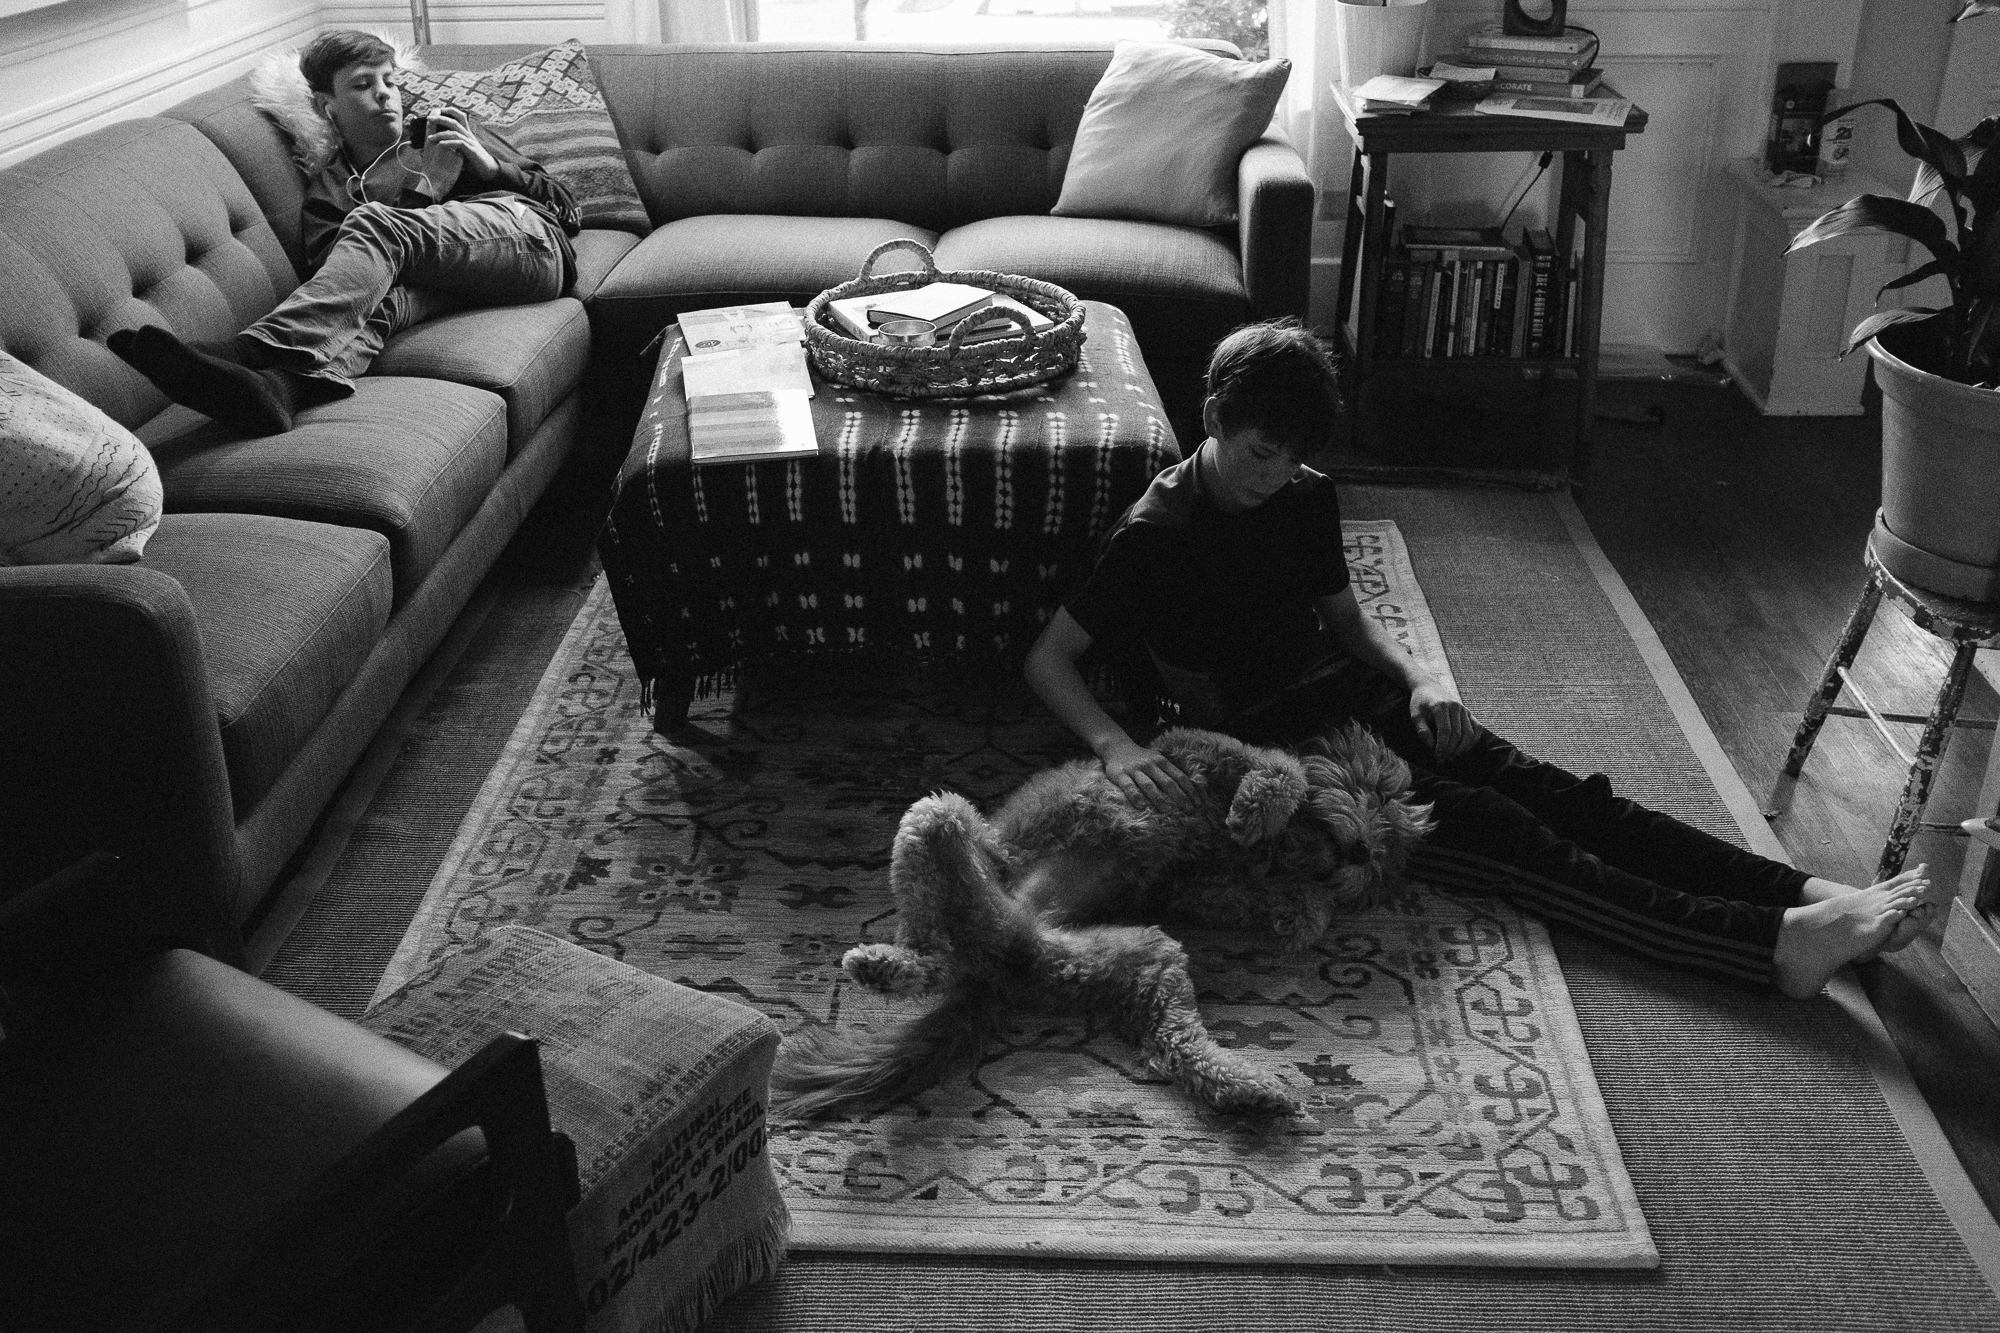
[0,40,1312,964]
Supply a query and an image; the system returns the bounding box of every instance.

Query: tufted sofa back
[422,42,1233,234]
[0,119,297,429]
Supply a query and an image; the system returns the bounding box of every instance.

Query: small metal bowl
[875,318,937,347]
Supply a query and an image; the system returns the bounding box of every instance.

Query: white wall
[0,0,318,168]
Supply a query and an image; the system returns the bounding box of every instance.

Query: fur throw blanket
[247,33,423,175]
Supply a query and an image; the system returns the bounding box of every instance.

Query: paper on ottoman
[364,926,789,1333]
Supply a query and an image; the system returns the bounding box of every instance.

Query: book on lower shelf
[1366,216,1574,363]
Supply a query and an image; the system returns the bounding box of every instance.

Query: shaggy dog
[772,723,1434,1119]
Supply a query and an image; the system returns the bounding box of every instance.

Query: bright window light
[755,0,1172,44]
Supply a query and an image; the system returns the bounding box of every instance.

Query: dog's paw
[1192,1066,1301,1118]
[842,943,948,996]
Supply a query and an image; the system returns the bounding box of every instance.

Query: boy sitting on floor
[1024,318,1944,999]
[110,30,581,436]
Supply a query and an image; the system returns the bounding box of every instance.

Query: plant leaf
[1964,118,2000,218]
[1846,306,1944,355]
[1789,194,1960,269]
[1879,259,1953,295]
[1953,0,2000,20]
[1827,98,1968,184]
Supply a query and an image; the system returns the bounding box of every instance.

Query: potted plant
[1788,0,2000,600]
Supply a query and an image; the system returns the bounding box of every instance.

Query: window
[755,0,1171,44]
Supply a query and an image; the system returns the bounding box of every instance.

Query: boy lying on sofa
[111,30,581,436]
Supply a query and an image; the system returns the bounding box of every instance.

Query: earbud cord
[341,134,433,207]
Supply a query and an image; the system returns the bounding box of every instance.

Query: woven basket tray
[804,238,1086,399]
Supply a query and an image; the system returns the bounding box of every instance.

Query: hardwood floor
[1577,374,2000,1226]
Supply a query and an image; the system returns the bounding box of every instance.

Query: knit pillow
[1053,41,1291,227]
[397,40,651,235]
[0,352,162,566]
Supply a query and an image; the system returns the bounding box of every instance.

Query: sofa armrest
[1237,134,1317,323]
[0,565,240,954]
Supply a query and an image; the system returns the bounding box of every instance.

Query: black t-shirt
[1065,451,1348,721]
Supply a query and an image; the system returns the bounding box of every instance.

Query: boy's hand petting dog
[1410,676,1476,760]
[1099,736,1199,811]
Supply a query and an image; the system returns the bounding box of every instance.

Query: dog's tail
[770,980,1006,1118]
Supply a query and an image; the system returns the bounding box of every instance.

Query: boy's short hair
[1203,318,1341,457]
[299,30,398,96]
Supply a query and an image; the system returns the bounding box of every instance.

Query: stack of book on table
[1429,23,1602,99]
[825,281,1055,348]
[1425,24,1634,126]
[1371,223,1582,361]
[1346,73,1447,115]
[677,302,819,467]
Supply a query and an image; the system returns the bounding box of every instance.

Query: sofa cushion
[590,214,941,357]
[139,377,508,599]
[0,119,297,433]
[0,352,162,566]
[370,298,589,446]
[935,215,1248,436]
[571,227,642,303]
[397,39,651,235]
[140,512,393,813]
[1053,41,1290,227]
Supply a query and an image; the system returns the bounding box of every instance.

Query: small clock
[1503,0,1568,38]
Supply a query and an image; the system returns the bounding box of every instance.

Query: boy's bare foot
[1799,866,1938,962]
[1773,873,1929,998]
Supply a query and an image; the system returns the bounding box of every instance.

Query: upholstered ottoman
[364,926,788,1333]
[598,300,1181,723]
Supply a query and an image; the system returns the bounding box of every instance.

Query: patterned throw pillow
[397,40,651,235]
[0,351,162,566]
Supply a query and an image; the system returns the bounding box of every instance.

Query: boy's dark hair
[299,31,398,97]
[1203,318,1341,457]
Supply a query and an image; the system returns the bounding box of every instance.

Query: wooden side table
[1330,86,1647,486]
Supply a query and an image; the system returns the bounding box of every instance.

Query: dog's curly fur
[772,723,1434,1119]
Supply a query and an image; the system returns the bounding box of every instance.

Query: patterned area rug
[374,521,1655,1269]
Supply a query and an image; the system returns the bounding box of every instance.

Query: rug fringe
[645,1205,791,1333]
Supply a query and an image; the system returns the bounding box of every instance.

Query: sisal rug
[372,521,1654,1269]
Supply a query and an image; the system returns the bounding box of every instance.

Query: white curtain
[657,0,758,41]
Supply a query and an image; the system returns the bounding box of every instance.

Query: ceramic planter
[1868,324,2000,601]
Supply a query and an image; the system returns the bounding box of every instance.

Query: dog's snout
[1344,842,1373,867]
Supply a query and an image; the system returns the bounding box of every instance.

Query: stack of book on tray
[825,281,1054,348]
[676,302,819,467]
[1370,223,1583,362]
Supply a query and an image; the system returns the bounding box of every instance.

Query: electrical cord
[1496,151,1554,233]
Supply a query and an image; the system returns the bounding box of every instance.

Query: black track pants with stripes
[1233,661,1812,990]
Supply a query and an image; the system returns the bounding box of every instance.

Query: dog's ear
[1227,755,1308,845]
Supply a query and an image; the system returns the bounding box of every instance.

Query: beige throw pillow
[1053,41,1291,228]
[0,351,162,566]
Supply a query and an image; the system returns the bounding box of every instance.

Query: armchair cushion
[0,947,489,1333]
[1052,41,1290,228]
[0,351,162,565]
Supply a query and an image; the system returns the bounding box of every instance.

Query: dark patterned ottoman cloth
[599,300,1182,720]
